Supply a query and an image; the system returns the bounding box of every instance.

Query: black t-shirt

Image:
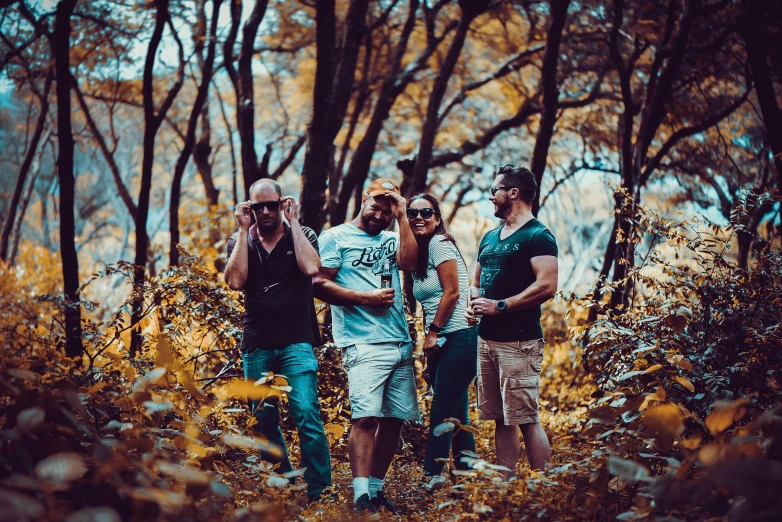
[477,218,558,342]
[226,223,321,353]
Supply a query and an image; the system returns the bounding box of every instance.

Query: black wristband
[428,322,442,333]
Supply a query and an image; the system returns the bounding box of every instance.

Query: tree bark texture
[53,0,84,358]
[530,0,571,216]
[169,0,222,267]
[0,68,53,261]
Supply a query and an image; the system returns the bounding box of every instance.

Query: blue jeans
[424,326,478,476]
[243,343,331,499]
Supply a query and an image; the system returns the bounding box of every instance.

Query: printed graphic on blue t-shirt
[319,223,410,347]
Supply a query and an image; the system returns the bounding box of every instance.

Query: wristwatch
[496,299,508,312]
[429,322,443,333]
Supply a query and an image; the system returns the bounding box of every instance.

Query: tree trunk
[169,0,222,267]
[71,78,137,217]
[235,0,270,192]
[609,0,699,310]
[53,0,83,359]
[193,106,219,205]
[131,0,184,357]
[299,0,336,232]
[9,138,45,265]
[403,0,489,198]
[586,217,617,324]
[191,0,219,206]
[740,0,782,186]
[530,0,571,216]
[213,83,239,205]
[1,69,53,261]
[332,0,420,226]
[300,0,369,232]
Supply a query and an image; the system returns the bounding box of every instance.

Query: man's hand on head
[384,191,408,221]
[282,196,300,223]
[235,201,253,231]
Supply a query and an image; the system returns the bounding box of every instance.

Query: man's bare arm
[224,202,253,290]
[471,256,558,316]
[313,267,395,308]
[503,256,558,310]
[384,191,418,271]
[283,197,321,276]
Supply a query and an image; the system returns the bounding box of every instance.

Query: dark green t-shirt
[477,218,558,342]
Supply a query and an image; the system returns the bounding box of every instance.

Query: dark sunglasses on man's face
[250,200,281,212]
[490,186,510,196]
[407,208,438,219]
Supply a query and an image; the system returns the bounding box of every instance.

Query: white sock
[353,477,369,503]
[368,476,384,499]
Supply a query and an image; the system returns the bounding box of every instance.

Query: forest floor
[222,339,599,521]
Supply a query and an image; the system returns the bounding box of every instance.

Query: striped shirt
[412,236,470,334]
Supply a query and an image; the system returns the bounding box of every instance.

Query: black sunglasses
[250,200,281,212]
[490,186,510,196]
[407,208,439,219]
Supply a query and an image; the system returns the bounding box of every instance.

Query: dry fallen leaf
[35,453,87,483]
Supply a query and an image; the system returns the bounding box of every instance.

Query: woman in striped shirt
[405,193,478,486]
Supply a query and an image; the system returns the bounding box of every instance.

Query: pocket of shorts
[531,340,544,373]
[342,345,357,369]
[506,375,540,413]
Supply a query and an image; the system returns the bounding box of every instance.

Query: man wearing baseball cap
[315,178,419,513]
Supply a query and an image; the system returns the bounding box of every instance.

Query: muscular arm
[396,214,418,272]
[224,232,249,290]
[313,266,395,308]
[471,256,558,316]
[290,220,321,276]
[283,197,320,276]
[504,255,558,311]
[383,190,418,271]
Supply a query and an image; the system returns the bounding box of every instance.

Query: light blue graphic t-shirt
[319,223,411,347]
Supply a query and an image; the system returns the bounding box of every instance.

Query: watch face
[498,300,507,310]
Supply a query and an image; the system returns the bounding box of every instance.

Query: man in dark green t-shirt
[466,164,558,480]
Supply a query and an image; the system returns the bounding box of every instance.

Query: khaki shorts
[477,337,544,425]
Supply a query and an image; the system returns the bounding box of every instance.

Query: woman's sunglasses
[407,208,439,219]
[250,200,281,212]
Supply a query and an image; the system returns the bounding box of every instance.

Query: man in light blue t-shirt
[315,178,419,513]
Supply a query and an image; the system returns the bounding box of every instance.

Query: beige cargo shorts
[477,337,544,425]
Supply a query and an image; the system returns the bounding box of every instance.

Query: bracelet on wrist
[428,322,442,333]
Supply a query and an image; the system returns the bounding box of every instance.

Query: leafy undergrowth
[1,206,781,521]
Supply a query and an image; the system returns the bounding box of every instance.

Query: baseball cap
[366,178,401,198]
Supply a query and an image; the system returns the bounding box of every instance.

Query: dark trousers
[424,326,478,476]
[243,343,332,499]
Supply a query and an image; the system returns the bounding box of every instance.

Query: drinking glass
[469,287,485,323]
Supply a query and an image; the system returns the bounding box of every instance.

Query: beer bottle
[380,259,392,289]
